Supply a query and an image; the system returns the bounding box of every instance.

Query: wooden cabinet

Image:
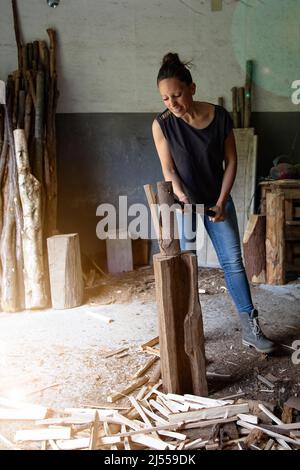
[260,180,300,284]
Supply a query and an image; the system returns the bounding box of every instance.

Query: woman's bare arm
[152,119,189,203]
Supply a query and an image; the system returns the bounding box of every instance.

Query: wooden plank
[266,189,285,284]
[0,406,48,421]
[131,434,175,450]
[140,336,159,350]
[15,427,71,441]
[56,438,89,450]
[169,403,249,424]
[237,420,300,446]
[89,411,101,450]
[47,233,83,308]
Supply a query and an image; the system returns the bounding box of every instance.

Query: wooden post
[266,189,285,284]
[154,252,207,396]
[243,215,266,283]
[146,182,207,396]
[47,233,83,309]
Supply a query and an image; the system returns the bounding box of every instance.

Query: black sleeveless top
[156,105,233,205]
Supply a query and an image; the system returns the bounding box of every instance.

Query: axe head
[0,80,6,105]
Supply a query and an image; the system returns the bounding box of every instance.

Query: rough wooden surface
[266,189,285,284]
[47,233,83,309]
[14,129,48,309]
[153,252,207,396]
[156,181,180,256]
[243,215,266,283]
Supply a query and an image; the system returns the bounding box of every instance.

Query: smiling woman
[151,52,276,354]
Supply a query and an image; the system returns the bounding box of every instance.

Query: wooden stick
[140,336,159,350]
[107,376,149,403]
[132,356,158,379]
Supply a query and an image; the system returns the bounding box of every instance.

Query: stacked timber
[0,1,59,311]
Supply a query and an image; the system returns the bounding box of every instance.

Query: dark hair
[157,52,193,86]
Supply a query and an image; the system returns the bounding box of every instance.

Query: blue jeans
[176,196,254,314]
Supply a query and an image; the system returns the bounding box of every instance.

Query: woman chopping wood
[152,52,275,354]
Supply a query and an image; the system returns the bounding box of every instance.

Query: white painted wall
[0,0,299,113]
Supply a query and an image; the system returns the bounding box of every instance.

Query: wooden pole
[244,60,253,128]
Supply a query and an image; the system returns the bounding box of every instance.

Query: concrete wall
[1,0,299,112]
[1,0,300,263]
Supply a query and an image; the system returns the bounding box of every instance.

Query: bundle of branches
[0,0,59,312]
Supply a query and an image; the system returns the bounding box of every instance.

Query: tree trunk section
[47,233,83,309]
[14,129,48,309]
[153,252,207,396]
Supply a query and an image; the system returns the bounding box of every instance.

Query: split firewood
[103,347,129,358]
[132,356,158,379]
[107,376,149,403]
[140,336,159,350]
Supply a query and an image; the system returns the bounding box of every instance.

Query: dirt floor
[0,266,300,449]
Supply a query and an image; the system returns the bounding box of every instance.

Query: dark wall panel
[56,113,162,264]
[57,112,300,264]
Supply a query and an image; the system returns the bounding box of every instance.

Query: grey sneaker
[239,309,276,353]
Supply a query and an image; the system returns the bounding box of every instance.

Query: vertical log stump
[154,252,207,396]
[47,233,83,309]
[146,181,207,396]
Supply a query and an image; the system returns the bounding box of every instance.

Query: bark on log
[0,189,19,312]
[24,92,32,141]
[156,181,180,256]
[47,233,83,309]
[153,252,207,395]
[14,128,48,309]
[243,215,266,283]
[12,0,23,71]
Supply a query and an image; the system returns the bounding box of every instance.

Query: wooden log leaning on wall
[146,181,207,396]
[243,215,266,284]
[14,129,48,309]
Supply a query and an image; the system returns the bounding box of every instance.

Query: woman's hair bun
[162,52,182,66]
